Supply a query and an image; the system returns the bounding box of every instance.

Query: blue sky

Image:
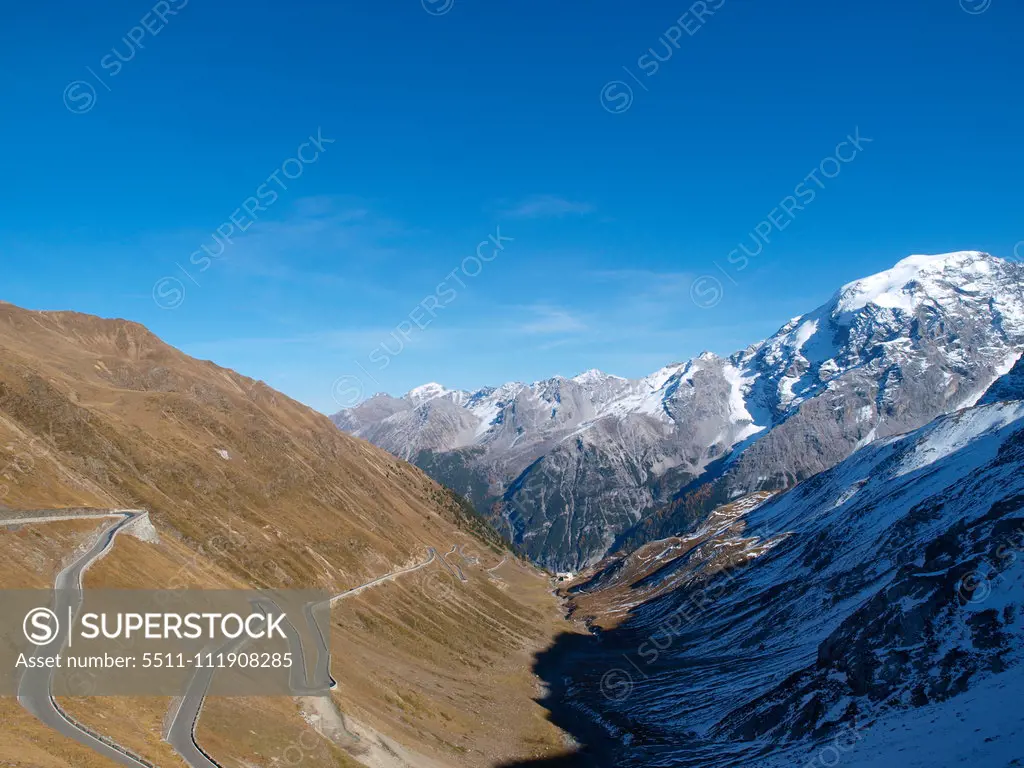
[2,0,1022,413]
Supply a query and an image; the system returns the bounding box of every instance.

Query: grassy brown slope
[0,300,569,767]
[0,518,108,588]
[0,301,457,586]
[324,554,568,766]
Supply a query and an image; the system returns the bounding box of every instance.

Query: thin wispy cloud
[535,337,574,352]
[501,195,594,220]
[221,195,413,273]
[153,195,423,307]
[513,305,588,335]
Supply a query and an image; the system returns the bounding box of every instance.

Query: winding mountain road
[4,509,473,768]
[164,634,247,768]
[7,509,156,768]
[168,545,448,768]
[329,546,439,604]
[441,544,469,582]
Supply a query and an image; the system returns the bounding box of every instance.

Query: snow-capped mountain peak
[405,381,452,404]
[571,368,623,385]
[334,252,1024,569]
[834,250,998,314]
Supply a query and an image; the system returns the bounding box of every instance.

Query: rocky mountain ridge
[334,252,1024,570]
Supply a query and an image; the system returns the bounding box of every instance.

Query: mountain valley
[4,251,1024,767]
[520,363,1024,766]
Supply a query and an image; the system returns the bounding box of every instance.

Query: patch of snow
[406,382,448,404]
[572,368,623,385]
[792,318,819,351]
[896,401,1024,477]
[721,363,766,441]
[644,363,687,392]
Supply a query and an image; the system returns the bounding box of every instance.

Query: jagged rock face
[334,252,1024,570]
[548,399,1024,767]
[335,359,763,570]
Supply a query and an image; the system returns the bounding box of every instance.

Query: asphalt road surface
[6,512,463,768]
[12,510,155,768]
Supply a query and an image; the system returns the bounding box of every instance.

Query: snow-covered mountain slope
[334,252,1024,570]
[979,351,1024,405]
[543,397,1024,767]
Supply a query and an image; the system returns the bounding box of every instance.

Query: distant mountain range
[333,252,1024,570]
